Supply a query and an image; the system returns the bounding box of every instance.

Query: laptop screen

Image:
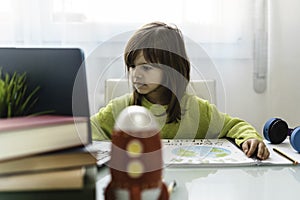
[0,47,90,119]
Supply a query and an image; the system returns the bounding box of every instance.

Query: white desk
[96,165,300,200]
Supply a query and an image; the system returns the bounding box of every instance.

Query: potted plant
[0,68,41,118]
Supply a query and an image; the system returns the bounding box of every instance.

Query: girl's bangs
[125,49,141,68]
[142,48,165,66]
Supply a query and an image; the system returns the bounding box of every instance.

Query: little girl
[91,22,269,160]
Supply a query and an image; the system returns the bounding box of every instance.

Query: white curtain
[0,0,268,55]
[0,0,268,110]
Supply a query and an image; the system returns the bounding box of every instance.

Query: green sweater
[90,93,262,146]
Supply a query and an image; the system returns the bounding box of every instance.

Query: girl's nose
[132,66,143,79]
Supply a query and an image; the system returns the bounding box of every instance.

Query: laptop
[0,47,88,117]
[0,47,110,166]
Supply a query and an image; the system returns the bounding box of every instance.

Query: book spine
[0,166,96,200]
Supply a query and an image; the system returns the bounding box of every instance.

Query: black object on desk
[0,47,90,118]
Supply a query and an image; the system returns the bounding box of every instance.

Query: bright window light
[0,0,11,12]
[52,0,229,24]
[0,0,12,23]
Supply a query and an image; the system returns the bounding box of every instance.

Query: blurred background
[0,0,299,134]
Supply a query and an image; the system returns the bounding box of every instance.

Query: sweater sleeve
[219,114,263,146]
[90,94,132,141]
[90,104,115,140]
[198,98,263,146]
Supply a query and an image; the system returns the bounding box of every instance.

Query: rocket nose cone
[114,105,159,134]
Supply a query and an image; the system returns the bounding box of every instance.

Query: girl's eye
[141,64,153,71]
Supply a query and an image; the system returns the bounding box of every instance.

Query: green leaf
[0,68,50,118]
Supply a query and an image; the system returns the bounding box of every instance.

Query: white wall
[217,0,300,133]
[214,59,269,133]
[268,0,300,128]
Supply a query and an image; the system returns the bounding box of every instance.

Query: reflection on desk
[96,165,300,200]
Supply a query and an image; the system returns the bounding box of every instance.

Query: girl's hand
[242,139,270,160]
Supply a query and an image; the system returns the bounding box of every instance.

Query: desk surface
[96,165,300,200]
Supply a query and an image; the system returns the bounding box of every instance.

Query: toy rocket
[105,106,169,200]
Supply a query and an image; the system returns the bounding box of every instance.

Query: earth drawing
[171,146,231,159]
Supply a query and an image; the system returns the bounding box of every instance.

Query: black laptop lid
[0,47,90,118]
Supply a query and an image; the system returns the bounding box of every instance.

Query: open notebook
[87,141,111,167]
[163,139,300,167]
[92,138,300,167]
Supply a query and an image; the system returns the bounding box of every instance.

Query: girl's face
[129,52,165,102]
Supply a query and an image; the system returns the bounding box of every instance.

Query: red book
[0,115,90,161]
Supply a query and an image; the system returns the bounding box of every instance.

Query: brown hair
[124,22,190,123]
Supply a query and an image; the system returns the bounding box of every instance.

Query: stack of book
[0,115,98,200]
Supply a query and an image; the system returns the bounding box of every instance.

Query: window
[0,0,13,42]
[0,0,268,94]
[0,0,256,51]
[50,0,248,44]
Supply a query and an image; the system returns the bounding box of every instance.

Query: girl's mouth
[134,82,146,88]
